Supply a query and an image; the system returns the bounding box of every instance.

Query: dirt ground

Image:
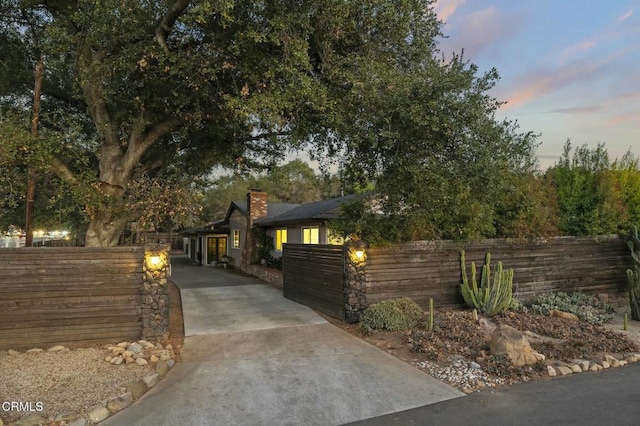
[326,300,640,391]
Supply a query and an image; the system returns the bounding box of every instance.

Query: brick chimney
[241,190,268,271]
[247,189,268,225]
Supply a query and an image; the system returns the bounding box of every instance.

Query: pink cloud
[619,9,634,22]
[435,0,467,22]
[561,39,596,59]
[500,62,596,109]
[437,7,525,60]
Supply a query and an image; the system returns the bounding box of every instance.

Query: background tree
[546,141,631,236]
[201,159,340,220]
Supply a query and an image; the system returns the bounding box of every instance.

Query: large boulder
[490,324,539,367]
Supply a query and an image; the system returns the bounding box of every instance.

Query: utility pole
[25,54,43,247]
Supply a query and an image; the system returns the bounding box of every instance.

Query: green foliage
[252,227,281,270]
[546,141,636,236]
[626,226,640,320]
[329,197,407,247]
[360,298,425,332]
[525,292,614,325]
[202,160,339,220]
[460,251,514,316]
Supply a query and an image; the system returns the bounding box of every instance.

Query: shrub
[360,298,424,332]
[525,292,614,325]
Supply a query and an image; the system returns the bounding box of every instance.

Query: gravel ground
[0,346,154,424]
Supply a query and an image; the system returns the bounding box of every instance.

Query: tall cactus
[460,250,514,317]
[627,226,640,320]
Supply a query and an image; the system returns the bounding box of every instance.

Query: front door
[207,236,227,264]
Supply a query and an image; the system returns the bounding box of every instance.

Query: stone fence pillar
[141,244,171,339]
[344,240,368,323]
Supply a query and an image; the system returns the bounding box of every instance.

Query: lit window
[275,228,287,251]
[232,229,240,248]
[302,227,319,244]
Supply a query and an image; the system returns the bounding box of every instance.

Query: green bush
[360,298,425,332]
[524,292,614,325]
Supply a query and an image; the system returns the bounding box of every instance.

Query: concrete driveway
[104,255,462,425]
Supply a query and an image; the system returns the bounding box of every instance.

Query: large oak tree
[1,0,539,245]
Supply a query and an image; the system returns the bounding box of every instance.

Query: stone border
[3,340,177,426]
[546,353,640,377]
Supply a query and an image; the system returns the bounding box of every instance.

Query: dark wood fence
[282,244,345,319]
[366,236,632,309]
[0,247,144,350]
[281,236,633,319]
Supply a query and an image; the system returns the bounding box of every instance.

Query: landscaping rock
[570,364,582,373]
[143,372,160,388]
[25,348,44,354]
[13,414,47,426]
[110,356,123,365]
[150,354,159,363]
[136,357,148,366]
[156,360,169,377]
[547,365,557,377]
[556,366,573,376]
[88,406,110,423]
[8,350,20,355]
[581,360,590,371]
[490,324,538,367]
[107,392,133,414]
[111,346,125,355]
[47,345,67,352]
[601,361,610,369]
[128,342,143,354]
[68,417,87,426]
[54,411,80,422]
[549,309,579,321]
[116,342,130,348]
[167,359,176,369]
[126,380,148,400]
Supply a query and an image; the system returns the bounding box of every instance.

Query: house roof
[181,219,225,235]
[255,194,359,227]
[183,194,359,235]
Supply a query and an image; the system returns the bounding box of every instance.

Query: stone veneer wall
[246,264,284,289]
[344,246,368,323]
[140,245,171,340]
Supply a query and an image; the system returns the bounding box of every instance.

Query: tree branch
[121,117,182,178]
[154,0,192,52]
[49,157,78,185]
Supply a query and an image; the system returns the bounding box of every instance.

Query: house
[183,190,357,269]
[254,193,359,258]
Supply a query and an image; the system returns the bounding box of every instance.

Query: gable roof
[254,194,359,227]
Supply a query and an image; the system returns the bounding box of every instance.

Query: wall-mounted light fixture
[145,251,167,271]
[348,238,367,264]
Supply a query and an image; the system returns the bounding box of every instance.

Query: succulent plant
[460,251,514,317]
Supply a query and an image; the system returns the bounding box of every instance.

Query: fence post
[141,244,171,340]
[344,240,368,323]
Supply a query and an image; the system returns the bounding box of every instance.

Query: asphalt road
[346,362,640,426]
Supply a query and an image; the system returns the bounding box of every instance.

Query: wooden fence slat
[282,236,632,320]
[0,247,146,350]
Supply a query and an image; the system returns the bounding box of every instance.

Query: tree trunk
[84,212,126,247]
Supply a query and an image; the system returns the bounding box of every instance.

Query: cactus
[460,250,514,317]
[627,226,640,320]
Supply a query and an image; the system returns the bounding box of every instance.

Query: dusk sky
[435,0,639,169]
